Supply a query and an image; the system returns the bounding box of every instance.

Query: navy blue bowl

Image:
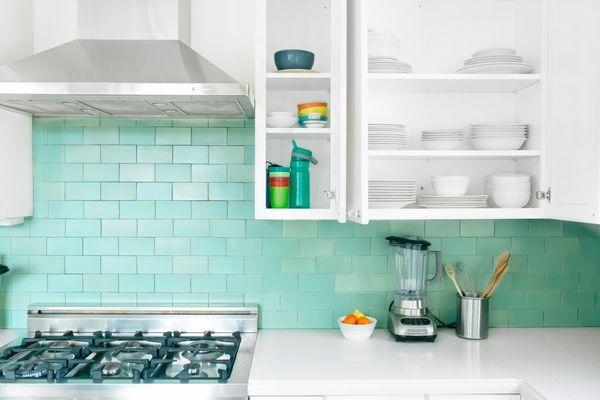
[274,49,315,71]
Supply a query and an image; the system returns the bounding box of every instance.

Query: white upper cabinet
[346,0,600,224]
[0,108,32,226]
[254,0,347,222]
[255,0,600,224]
[544,0,600,223]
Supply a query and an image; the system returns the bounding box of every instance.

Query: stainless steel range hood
[0,1,254,119]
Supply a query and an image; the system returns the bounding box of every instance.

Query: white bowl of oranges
[338,309,377,341]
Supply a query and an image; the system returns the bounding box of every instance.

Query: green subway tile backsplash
[0,117,598,329]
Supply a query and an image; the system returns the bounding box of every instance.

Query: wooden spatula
[480,252,511,298]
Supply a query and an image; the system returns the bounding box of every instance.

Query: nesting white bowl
[267,115,297,128]
[432,176,470,196]
[492,190,531,208]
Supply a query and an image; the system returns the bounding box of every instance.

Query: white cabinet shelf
[267,128,331,140]
[259,208,338,220]
[368,73,541,92]
[266,73,331,91]
[368,207,544,221]
[368,150,541,160]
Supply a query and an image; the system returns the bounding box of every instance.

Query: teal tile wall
[0,117,599,329]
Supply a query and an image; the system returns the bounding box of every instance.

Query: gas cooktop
[0,307,258,400]
[0,330,241,383]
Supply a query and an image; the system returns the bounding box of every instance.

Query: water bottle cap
[291,140,318,165]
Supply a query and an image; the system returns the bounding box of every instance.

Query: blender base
[388,311,437,342]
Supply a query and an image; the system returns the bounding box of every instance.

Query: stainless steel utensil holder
[456,295,489,340]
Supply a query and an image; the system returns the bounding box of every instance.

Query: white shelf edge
[368,150,541,159]
[368,207,545,220]
[368,73,541,80]
[266,72,332,79]
[367,73,541,92]
[256,208,337,220]
[266,128,330,134]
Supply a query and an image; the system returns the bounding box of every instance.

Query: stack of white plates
[369,180,417,209]
[369,58,413,73]
[369,124,408,150]
[457,48,533,74]
[421,129,464,150]
[470,124,529,150]
[417,195,488,209]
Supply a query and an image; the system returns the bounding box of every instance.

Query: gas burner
[100,361,121,377]
[14,361,49,379]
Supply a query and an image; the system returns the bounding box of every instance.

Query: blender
[386,236,441,342]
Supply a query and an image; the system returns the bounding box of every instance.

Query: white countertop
[249,328,600,399]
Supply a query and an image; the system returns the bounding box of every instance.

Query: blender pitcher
[386,236,441,315]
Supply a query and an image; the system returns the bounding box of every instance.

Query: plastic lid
[291,140,318,164]
[269,166,290,172]
[292,147,312,157]
[386,236,432,250]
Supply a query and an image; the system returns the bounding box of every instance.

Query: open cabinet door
[346,0,369,224]
[545,0,600,223]
[332,0,347,223]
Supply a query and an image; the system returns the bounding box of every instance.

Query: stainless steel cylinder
[456,295,489,340]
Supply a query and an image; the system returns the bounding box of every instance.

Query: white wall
[0,0,256,87]
[32,0,78,53]
[0,0,33,65]
[190,0,255,87]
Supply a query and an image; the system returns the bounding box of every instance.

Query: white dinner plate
[457,62,533,74]
[472,48,517,57]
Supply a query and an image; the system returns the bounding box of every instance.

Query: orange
[356,316,371,325]
[342,314,358,324]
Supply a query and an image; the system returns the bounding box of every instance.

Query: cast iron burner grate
[0,330,241,384]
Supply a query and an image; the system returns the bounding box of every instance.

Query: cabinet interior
[359,0,547,220]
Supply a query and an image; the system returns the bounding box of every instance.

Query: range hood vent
[0,1,254,118]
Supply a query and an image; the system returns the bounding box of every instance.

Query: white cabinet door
[346,0,369,224]
[545,0,600,223]
[0,109,32,225]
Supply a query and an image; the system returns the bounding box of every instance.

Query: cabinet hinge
[325,190,337,200]
[536,188,551,202]
[347,208,361,221]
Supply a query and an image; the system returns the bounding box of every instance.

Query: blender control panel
[400,317,431,326]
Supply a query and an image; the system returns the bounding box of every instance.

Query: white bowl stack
[368,29,413,73]
[487,173,531,208]
[266,112,297,128]
[369,124,408,150]
[421,129,464,150]
[457,48,533,74]
[470,124,529,150]
[431,176,470,196]
[368,180,417,209]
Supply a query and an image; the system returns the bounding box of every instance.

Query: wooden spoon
[480,252,511,298]
[445,264,463,297]
[485,261,510,298]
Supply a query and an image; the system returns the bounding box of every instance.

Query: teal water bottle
[289,140,318,208]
